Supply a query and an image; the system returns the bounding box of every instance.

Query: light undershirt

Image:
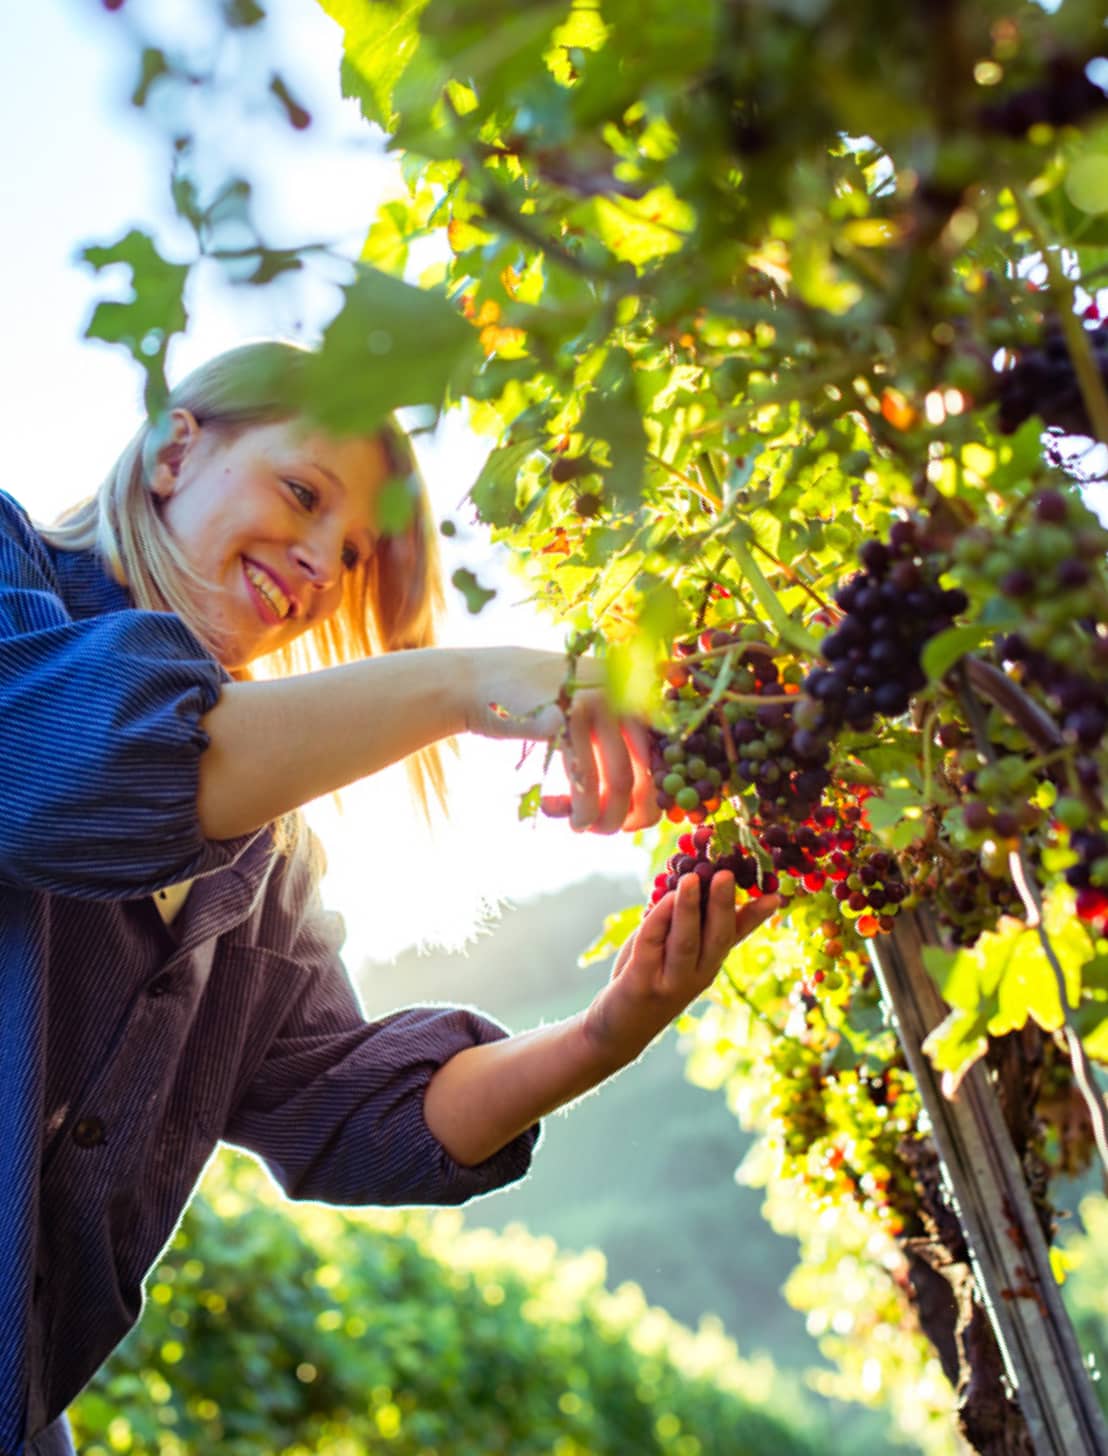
[153,880,193,925]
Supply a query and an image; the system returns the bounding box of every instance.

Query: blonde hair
[38,341,448,843]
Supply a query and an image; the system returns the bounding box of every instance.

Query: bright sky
[0,0,648,964]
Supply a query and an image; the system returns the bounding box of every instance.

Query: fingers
[695,871,739,974]
[663,872,705,973]
[620,718,661,832]
[735,893,782,943]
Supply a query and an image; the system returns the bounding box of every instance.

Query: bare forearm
[422,1012,628,1167]
[197,649,471,839]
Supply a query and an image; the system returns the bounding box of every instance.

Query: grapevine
[83,1,1108,1449]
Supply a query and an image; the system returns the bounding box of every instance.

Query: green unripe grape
[706,766,723,787]
[764,729,787,751]
[722,700,743,723]
[1092,856,1108,887]
[974,764,1003,797]
[1036,524,1073,566]
[1039,598,1074,629]
[742,740,768,762]
[686,756,708,779]
[953,532,989,567]
[983,549,1015,584]
[734,668,757,692]
[663,743,686,765]
[1025,621,1052,651]
[1051,636,1082,668]
[662,772,686,797]
[675,785,701,811]
[822,969,845,991]
[1054,796,1089,831]
[782,663,805,687]
[1013,534,1042,571]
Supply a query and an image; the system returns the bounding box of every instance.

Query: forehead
[269,419,393,493]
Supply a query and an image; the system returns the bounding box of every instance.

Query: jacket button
[72,1116,106,1148]
[147,974,174,997]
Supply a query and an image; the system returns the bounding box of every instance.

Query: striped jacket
[0,491,537,1454]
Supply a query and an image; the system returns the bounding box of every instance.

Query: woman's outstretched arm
[196,646,659,840]
[421,875,780,1168]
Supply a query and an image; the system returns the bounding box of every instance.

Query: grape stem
[954,664,1108,1181]
[749,539,838,616]
[648,450,723,511]
[1012,188,1108,446]
[699,452,823,658]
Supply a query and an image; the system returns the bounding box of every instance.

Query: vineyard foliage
[83,0,1108,1447]
[69,1148,842,1456]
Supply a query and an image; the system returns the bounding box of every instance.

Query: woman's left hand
[581,873,781,1072]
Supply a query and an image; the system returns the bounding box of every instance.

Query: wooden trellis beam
[869,908,1108,1456]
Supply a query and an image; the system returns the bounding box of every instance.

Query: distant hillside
[356,875,813,1368]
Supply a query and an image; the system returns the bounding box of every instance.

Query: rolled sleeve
[0,492,257,897]
[225,997,539,1209]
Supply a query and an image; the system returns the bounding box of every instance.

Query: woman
[0,341,777,1455]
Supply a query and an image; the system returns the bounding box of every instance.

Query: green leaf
[580,349,647,511]
[80,229,190,415]
[318,0,429,130]
[517,783,543,821]
[299,265,479,436]
[468,438,536,526]
[578,903,641,967]
[376,475,419,535]
[451,567,496,614]
[921,625,992,683]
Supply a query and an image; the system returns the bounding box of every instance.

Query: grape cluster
[994,321,1108,441]
[649,824,779,917]
[978,54,1108,138]
[955,487,1108,635]
[933,851,1021,946]
[828,847,910,937]
[652,627,831,824]
[996,631,1108,926]
[803,520,967,733]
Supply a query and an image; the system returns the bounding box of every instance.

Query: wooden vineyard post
[868,908,1108,1456]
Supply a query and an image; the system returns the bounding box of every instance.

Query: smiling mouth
[242,559,293,622]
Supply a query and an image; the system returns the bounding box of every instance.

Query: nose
[292,524,343,593]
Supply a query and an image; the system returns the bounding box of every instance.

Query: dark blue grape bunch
[995,320,1108,442]
[802,520,967,737]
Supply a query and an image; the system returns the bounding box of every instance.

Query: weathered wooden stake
[869,908,1108,1456]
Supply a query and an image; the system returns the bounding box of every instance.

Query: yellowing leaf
[579,903,642,967]
[589,187,693,267]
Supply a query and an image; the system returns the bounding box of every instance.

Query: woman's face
[152,411,389,669]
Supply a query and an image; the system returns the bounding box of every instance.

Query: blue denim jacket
[0,491,537,1454]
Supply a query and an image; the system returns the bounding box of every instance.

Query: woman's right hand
[461,647,660,835]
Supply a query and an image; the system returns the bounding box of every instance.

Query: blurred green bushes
[1061,1194,1108,1420]
[70,1148,843,1456]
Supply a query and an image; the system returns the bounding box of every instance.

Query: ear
[147,409,201,499]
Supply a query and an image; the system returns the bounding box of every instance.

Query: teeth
[245,561,291,619]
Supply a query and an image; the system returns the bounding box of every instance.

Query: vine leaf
[921,625,994,683]
[80,228,190,415]
[300,265,479,435]
[578,903,643,967]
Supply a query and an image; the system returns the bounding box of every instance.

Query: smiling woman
[37,340,447,811]
[0,335,779,1456]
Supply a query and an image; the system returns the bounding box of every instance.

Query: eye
[342,542,361,572]
[285,479,318,510]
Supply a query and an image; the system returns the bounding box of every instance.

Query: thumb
[735,893,781,940]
